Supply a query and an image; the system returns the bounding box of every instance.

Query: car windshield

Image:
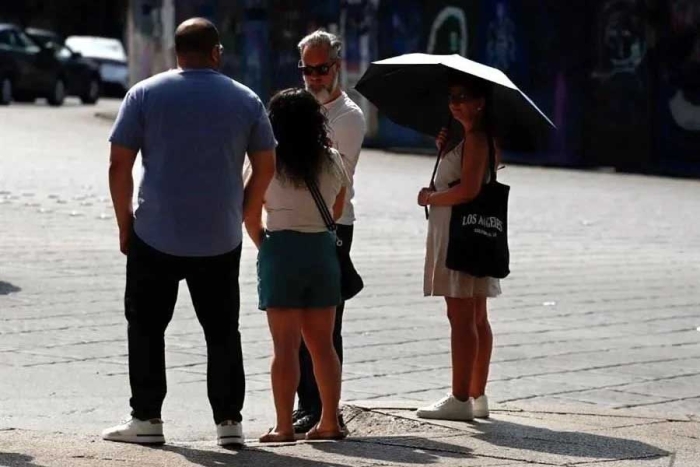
[65,37,126,61]
[27,33,54,47]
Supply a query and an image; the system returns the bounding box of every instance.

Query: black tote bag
[444,137,510,279]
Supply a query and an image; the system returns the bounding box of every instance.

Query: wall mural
[122,0,700,174]
[655,0,700,173]
[485,2,516,72]
[586,0,652,170]
[667,0,700,132]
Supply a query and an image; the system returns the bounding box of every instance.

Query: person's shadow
[0,281,21,296]
[308,417,670,465]
[309,435,475,464]
[471,417,670,462]
[0,453,46,467]
[159,444,352,467]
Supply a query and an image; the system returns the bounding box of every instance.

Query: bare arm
[243,149,275,249]
[108,144,138,255]
[333,186,347,221]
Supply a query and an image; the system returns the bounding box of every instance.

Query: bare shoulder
[462,133,489,162]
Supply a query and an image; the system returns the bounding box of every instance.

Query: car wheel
[0,77,11,106]
[80,78,100,105]
[48,79,66,106]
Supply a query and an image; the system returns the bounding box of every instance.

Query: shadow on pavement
[0,281,21,296]
[159,444,352,467]
[309,436,474,464]
[0,453,47,467]
[472,418,670,461]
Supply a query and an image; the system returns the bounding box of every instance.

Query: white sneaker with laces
[102,417,164,444]
[217,420,244,447]
[416,394,474,421]
[473,395,489,418]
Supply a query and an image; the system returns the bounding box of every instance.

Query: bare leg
[446,297,478,401]
[470,297,492,398]
[301,307,342,434]
[265,308,302,439]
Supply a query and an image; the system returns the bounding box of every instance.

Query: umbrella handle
[424,157,440,220]
[424,119,453,220]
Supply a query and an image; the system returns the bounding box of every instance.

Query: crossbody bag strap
[486,131,497,183]
[456,133,497,184]
[305,175,339,224]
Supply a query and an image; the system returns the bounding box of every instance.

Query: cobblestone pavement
[1,99,699,442]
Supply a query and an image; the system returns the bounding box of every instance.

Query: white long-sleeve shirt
[323,92,366,225]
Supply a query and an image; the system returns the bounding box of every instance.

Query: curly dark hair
[268,88,332,187]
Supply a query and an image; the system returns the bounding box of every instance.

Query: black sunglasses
[298,61,335,76]
[448,92,479,104]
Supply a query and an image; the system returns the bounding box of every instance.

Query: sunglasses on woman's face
[448,92,478,104]
[298,61,335,76]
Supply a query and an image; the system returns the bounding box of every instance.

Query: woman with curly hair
[245,88,349,442]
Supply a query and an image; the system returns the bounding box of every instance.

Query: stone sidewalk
[1,402,698,466]
[1,99,700,464]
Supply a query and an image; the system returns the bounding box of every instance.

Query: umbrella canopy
[355,53,555,152]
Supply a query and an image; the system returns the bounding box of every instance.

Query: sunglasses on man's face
[298,61,335,76]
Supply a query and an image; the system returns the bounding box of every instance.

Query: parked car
[0,24,101,106]
[26,28,101,105]
[24,27,63,48]
[65,36,128,96]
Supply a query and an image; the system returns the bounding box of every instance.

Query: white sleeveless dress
[423,141,502,298]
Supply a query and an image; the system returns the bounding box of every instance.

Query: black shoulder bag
[305,178,365,301]
[444,136,511,278]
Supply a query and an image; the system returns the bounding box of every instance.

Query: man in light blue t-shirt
[103,18,275,447]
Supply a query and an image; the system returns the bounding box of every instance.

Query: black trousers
[125,233,245,424]
[296,224,353,414]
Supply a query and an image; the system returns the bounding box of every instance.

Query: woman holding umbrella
[415,71,500,421]
[356,53,553,422]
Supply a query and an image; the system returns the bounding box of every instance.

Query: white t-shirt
[323,92,366,225]
[264,149,350,233]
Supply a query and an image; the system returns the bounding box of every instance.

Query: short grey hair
[298,29,342,61]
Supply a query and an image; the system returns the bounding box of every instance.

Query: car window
[0,30,16,47]
[13,31,40,52]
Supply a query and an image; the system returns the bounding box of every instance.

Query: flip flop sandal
[304,425,348,441]
[258,428,296,443]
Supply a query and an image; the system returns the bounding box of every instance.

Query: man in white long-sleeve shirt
[293,29,366,434]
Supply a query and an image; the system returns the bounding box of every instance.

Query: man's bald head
[175,18,220,57]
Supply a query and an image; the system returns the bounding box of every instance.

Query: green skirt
[257,230,341,311]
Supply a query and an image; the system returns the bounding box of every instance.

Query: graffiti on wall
[485,2,516,71]
[427,6,468,55]
[667,0,700,132]
[591,0,647,82]
[655,0,700,170]
[586,0,652,169]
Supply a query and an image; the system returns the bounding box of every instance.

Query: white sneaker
[473,395,490,418]
[217,420,244,447]
[416,394,474,421]
[102,417,165,444]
